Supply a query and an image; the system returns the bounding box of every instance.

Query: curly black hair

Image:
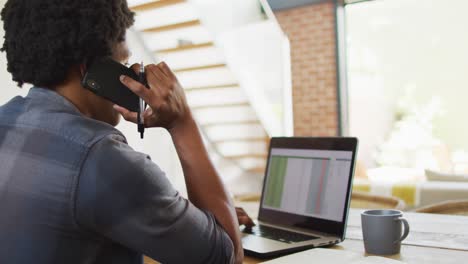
[1,0,135,87]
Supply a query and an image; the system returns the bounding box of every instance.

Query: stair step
[246,167,265,174]
[225,154,268,160]
[216,141,268,157]
[176,67,236,88]
[213,137,268,144]
[159,45,224,71]
[157,42,215,53]
[191,102,249,111]
[185,83,239,92]
[193,105,257,124]
[186,86,246,107]
[173,63,226,74]
[202,120,260,128]
[238,158,268,170]
[221,150,268,158]
[130,0,186,11]
[205,123,266,141]
[142,26,213,52]
[133,1,198,32]
[142,19,201,33]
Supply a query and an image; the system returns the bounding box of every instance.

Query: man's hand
[236,207,255,228]
[114,62,191,130]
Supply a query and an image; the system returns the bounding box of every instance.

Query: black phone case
[82,57,140,112]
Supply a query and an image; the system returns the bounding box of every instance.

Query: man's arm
[75,135,235,264]
[116,62,243,263]
[169,114,243,263]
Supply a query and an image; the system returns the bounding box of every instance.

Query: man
[0,0,253,263]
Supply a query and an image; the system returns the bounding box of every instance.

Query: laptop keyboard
[242,225,319,244]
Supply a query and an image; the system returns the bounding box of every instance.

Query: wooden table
[239,202,468,264]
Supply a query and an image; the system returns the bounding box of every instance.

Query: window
[344,0,468,210]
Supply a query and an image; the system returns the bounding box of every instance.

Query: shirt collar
[27,87,83,116]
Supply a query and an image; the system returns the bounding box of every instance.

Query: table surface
[239,202,468,264]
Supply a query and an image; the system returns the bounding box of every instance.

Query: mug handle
[394,217,410,243]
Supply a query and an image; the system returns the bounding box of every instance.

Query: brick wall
[274,1,339,136]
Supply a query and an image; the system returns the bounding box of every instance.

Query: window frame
[334,0,377,136]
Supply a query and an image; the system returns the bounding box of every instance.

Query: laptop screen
[261,148,353,222]
[258,137,358,239]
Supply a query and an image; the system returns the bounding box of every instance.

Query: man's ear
[79,64,87,79]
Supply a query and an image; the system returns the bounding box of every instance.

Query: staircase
[127,0,272,181]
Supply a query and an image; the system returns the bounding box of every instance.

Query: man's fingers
[113,105,138,123]
[156,62,170,78]
[145,65,166,97]
[238,216,255,227]
[243,215,255,227]
[238,216,250,225]
[236,207,248,216]
[120,75,152,102]
[236,207,255,227]
[159,61,177,80]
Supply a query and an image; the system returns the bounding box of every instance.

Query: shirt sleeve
[75,134,235,264]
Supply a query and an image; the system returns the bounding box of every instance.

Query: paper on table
[346,225,468,251]
[260,248,406,264]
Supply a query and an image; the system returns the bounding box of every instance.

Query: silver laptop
[242,137,358,258]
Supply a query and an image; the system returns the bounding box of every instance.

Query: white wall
[0,3,30,104]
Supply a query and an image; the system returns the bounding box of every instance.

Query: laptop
[241,137,358,258]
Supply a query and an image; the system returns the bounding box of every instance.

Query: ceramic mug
[361,209,410,255]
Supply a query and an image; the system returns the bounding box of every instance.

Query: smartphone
[82,57,140,112]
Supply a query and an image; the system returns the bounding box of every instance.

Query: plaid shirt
[0,87,234,264]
